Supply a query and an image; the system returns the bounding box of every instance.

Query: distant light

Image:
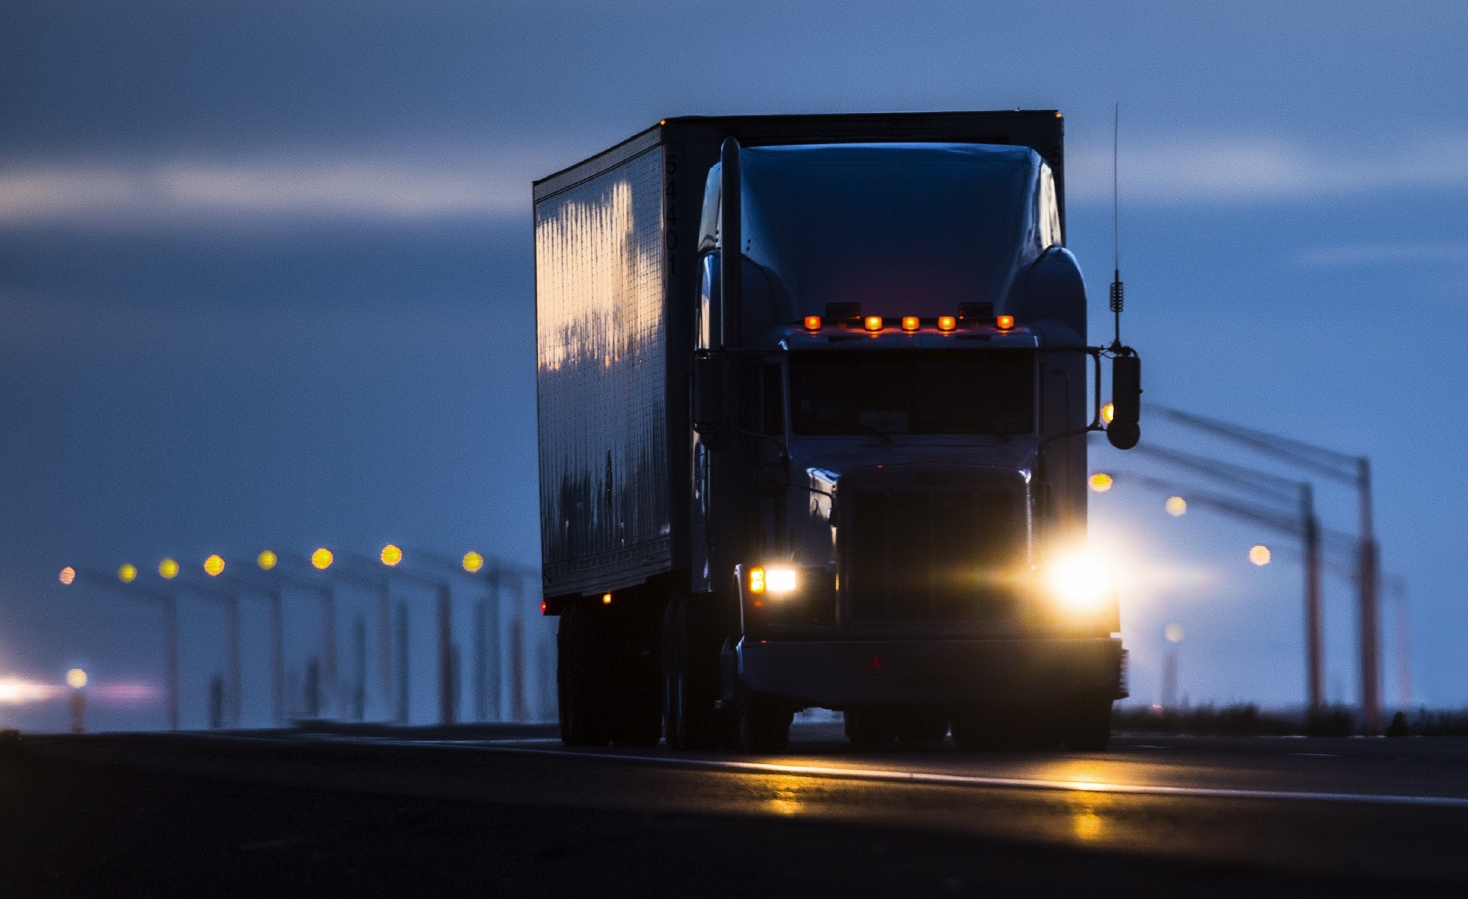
[381,544,403,567]
[1101,402,1115,424]
[1249,545,1271,566]
[863,315,883,332]
[66,668,88,689]
[1089,473,1114,493]
[1165,496,1187,517]
[462,551,484,573]
[203,554,225,577]
[118,564,137,583]
[937,315,956,332]
[311,548,333,570]
[1165,623,1184,643]
[900,316,920,332]
[803,315,821,331]
[158,558,179,580]
[59,567,76,586]
[257,550,277,571]
[996,314,1015,330]
[601,592,612,605]
[540,600,548,615]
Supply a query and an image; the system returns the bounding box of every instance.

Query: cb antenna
[1109,102,1126,353]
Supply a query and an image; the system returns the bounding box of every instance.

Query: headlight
[1043,552,1115,612]
[749,565,798,595]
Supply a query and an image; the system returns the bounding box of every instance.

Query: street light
[1150,405,1384,733]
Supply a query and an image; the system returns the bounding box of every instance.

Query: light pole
[256,550,338,720]
[1150,406,1384,733]
[167,555,243,728]
[59,564,179,731]
[209,553,288,726]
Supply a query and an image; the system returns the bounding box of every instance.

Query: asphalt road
[5,722,1468,897]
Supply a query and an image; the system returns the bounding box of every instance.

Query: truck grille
[844,486,1024,621]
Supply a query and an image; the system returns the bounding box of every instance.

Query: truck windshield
[789,350,1034,436]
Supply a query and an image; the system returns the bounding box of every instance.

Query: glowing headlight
[766,567,798,594]
[1044,553,1115,612]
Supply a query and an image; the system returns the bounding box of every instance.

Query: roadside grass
[1112,704,1468,737]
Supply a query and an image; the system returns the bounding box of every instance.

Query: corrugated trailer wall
[535,139,673,598]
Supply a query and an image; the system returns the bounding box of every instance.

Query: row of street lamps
[58,546,531,731]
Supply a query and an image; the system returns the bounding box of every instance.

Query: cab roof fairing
[702,142,1064,343]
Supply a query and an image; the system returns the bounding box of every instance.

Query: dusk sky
[3,1,1466,730]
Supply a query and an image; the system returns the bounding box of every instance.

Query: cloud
[0,149,548,229]
[1068,133,1468,206]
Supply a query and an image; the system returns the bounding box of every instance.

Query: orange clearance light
[863,315,883,332]
[601,592,613,605]
[996,314,1015,330]
[749,566,767,594]
[59,567,76,585]
[540,600,548,615]
[901,316,920,332]
[803,315,822,331]
[311,548,333,570]
[937,315,956,331]
[203,554,225,576]
[1102,402,1115,424]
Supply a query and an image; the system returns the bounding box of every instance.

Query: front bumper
[736,637,1126,708]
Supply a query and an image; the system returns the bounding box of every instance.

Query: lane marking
[183,733,1468,810]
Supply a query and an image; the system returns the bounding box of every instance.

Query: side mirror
[692,351,727,436]
[1106,353,1141,450]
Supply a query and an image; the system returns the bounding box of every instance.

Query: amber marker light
[937,315,956,331]
[463,551,485,573]
[901,316,920,332]
[311,548,333,570]
[257,550,277,571]
[380,544,402,566]
[1102,402,1115,424]
[59,567,76,585]
[863,315,883,332]
[749,566,766,594]
[803,315,822,331]
[119,564,137,583]
[159,558,180,580]
[1089,473,1114,493]
[203,554,225,576]
[602,592,612,605]
[996,314,1015,330]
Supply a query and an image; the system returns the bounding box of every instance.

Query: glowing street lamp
[257,550,278,571]
[66,667,88,733]
[462,551,485,574]
[203,554,225,576]
[1165,496,1187,517]
[311,548,334,570]
[1249,545,1272,566]
[119,564,138,583]
[159,558,180,580]
[381,544,403,567]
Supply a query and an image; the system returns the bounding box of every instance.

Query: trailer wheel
[663,595,727,750]
[1063,698,1113,751]
[557,604,610,746]
[737,689,792,753]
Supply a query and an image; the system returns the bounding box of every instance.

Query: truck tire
[663,595,727,750]
[1063,698,1113,751]
[894,711,949,744]
[737,689,792,753]
[843,710,897,746]
[557,604,610,746]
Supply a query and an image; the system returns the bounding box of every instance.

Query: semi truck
[533,111,1141,752]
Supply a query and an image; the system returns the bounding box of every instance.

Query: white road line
[470,744,1468,810]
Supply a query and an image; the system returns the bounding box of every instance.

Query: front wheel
[1063,698,1113,751]
[737,690,792,753]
